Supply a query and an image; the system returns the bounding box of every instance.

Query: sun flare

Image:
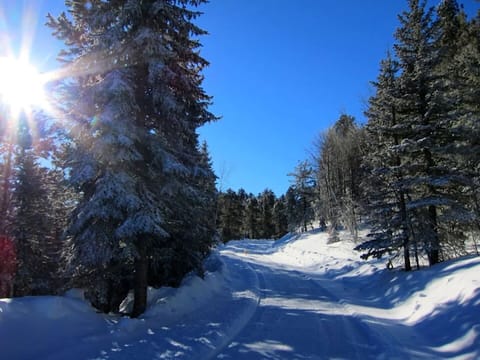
[0,56,48,117]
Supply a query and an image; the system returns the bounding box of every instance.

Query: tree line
[216,182,318,242]
[291,0,480,271]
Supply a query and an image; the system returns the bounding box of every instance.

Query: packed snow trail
[213,254,376,359]
[216,239,415,359]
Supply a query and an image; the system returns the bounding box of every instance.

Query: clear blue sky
[2,0,479,196]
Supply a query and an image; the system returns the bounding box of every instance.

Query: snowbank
[0,249,263,360]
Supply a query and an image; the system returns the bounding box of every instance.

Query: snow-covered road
[213,232,480,359]
[216,239,415,360]
[216,256,372,359]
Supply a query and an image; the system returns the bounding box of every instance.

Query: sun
[0,56,48,117]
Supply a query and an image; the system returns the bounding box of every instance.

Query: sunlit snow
[1,229,479,359]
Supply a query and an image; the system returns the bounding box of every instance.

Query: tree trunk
[131,241,148,318]
[399,192,411,271]
[427,205,440,266]
[403,242,411,272]
[423,147,440,266]
[414,240,420,269]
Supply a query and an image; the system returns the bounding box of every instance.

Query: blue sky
[196,1,409,195]
[2,0,479,196]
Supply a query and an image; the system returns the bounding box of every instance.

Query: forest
[0,0,479,318]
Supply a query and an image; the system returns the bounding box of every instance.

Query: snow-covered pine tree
[356,53,414,270]
[430,0,476,257]
[152,140,219,286]
[195,140,219,247]
[43,166,76,291]
[393,0,440,265]
[460,11,480,249]
[48,0,216,316]
[393,0,473,265]
[10,119,58,295]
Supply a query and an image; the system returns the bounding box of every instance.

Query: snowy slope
[1,229,479,359]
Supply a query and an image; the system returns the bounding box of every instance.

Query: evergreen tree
[217,189,244,241]
[432,0,475,257]
[272,195,288,238]
[196,141,219,244]
[48,0,216,316]
[393,0,472,265]
[289,161,315,233]
[462,11,480,247]
[44,167,76,290]
[258,189,276,239]
[243,194,261,239]
[9,118,59,295]
[285,185,301,232]
[357,0,478,268]
[160,140,219,283]
[11,147,51,295]
[356,53,413,270]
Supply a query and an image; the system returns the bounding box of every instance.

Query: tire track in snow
[207,236,430,359]
[203,254,263,360]
[214,250,427,359]
[212,259,374,359]
[299,271,428,359]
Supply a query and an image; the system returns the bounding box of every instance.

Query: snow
[1,229,480,359]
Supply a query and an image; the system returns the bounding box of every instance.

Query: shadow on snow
[219,251,480,360]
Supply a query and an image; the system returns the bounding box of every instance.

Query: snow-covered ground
[1,229,479,359]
